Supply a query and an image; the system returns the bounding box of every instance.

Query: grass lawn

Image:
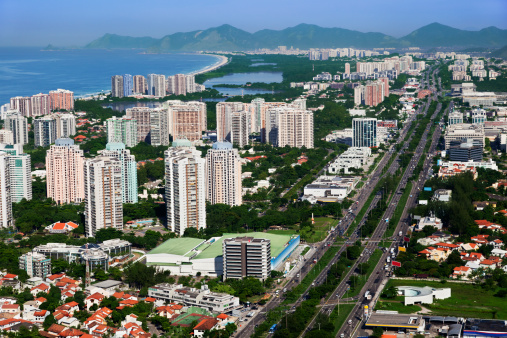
[384,279,507,319]
[300,246,310,256]
[267,229,298,236]
[306,217,338,243]
[330,304,356,336]
[375,301,422,314]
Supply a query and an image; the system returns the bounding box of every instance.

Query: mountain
[399,23,507,48]
[490,45,507,59]
[84,23,507,51]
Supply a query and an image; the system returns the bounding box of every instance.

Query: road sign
[392,261,401,267]
[404,236,410,242]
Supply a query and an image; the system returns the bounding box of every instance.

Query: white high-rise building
[230,111,249,148]
[0,130,14,145]
[34,116,57,147]
[84,156,123,238]
[54,113,76,139]
[0,144,31,203]
[4,111,29,145]
[46,138,85,204]
[105,116,138,147]
[31,93,51,117]
[147,74,166,97]
[266,108,314,148]
[173,74,187,96]
[111,75,124,98]
[150,108,170,146]
[166,76,176,94]
[216,102,250,143]
[352,118,377,148]
[165,139,206,236]
[250,98,265,134]
[206,142,242,207]
[185,75,195,94]
[0,152,13,228]
[98,143,138,204]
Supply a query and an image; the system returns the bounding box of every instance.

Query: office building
[34,116,57,147]
[4,111,29,145]
[352,118,377,148]
[266,107,314,148]
[133,75,147,94]
[30,93,51,117]
[84,156,123,238]
[0,144,32,203]
[0,130,14,145]
[148,283,240,313]
[53,113,76,139]
[46,138,85,204]
[105,116,138,147]
[206,142,242,207]
[126,107,152,143]
[147,74,166,97]
[49,89,74,111]
[165,139,206,236]
[19,252,51,279]
[0,152,13,228]
[123,74,133,97]
[9,97,31,117]
[111,75,124,98]
[98,143,138,204]
[150,108,170,146]
[165,101,207,142]
[448,139,483,162]
[444,124,484,149]
[223,237,271,281]
[472,108,486,125]
[448,111,464,125]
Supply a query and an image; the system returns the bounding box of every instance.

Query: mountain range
[84,23,507,51]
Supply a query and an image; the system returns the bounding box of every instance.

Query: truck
[399,231,403,236]
[269,324,278,333]
[313,258,317,264]
[283,288,287,293]
[365,290,372,300]
[248,311,255,317]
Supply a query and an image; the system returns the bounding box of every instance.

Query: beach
[190,54,229,76]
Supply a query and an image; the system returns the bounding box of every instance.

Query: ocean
[0,47,221,105]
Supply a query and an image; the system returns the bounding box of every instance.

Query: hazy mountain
[490,45,507,59]
[84,23,507,51]
[399,23,507,48]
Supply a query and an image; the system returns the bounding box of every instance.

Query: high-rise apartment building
[266,108,314,148]
[0,144,31,203]
[4,111,29,145]
[173,74,187,96]
[46,138,85,204]
[84,156,123,238]
[147,74,166,97]
[165,101,207,142]
[185,75,195,94]
[49,89,74,111]
[53,113,76,139]
[345,63,350,74]
[166,75,175,94]
[126,107,152,143]
[251,98,265,134]
[123,74,133,97]
[165,139,206,236]
[0,130,14,145]
[34,116,57,147]
[105,116,138,147]
[19,252,51,278]
[205,142,242,207]
[222,237,271,281]
[111,75,124,98]
[9,97,31,117]
[133,75,147,94]
[352,118,377,148]
[150,108,170,146]
[216,102,250,143]
[230,111,249,148]
[31,93,51,117]
[98,143,138,204]
[0,152,13,228]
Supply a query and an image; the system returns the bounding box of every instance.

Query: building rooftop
[366,313,423,328]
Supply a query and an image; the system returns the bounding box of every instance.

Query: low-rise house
[432,189,452,202]
[0,304,20,315]
[85,293,105,311]
[452,266,472,279]
[45,221,79,234]
[193,317,219,337]
[33,309,49,323]
[30,283,50,297]
[124,321,151,338]
[56,301,79,315]
[489,239,504,249]
[491,248,507,257]
[471,234,490,245]
[473,201,497,211]
[415,215,443,231]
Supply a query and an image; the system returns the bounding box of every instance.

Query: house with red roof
[33,309,50,323]
[452,266,472,279]
[193,317,219,337]
[30,283,50,297]
[46,221,79,234]
[85,293,105,311]
[56,301,79,315]
[0,304,20,314]
[73,135,87,142]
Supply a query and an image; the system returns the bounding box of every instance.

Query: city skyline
[0,0,506,46]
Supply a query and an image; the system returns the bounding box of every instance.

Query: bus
[269,324,277,333]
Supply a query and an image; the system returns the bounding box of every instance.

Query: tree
[372,327,384,338]
[43,314,56,330]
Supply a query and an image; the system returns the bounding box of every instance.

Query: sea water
[0,47,221,105]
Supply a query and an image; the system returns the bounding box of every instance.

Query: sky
[1,0,506,47]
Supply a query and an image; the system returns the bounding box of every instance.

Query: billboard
[392,261,401,267]
[423,187,432,191]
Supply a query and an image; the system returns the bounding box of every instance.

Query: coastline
[77,54,228,101]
